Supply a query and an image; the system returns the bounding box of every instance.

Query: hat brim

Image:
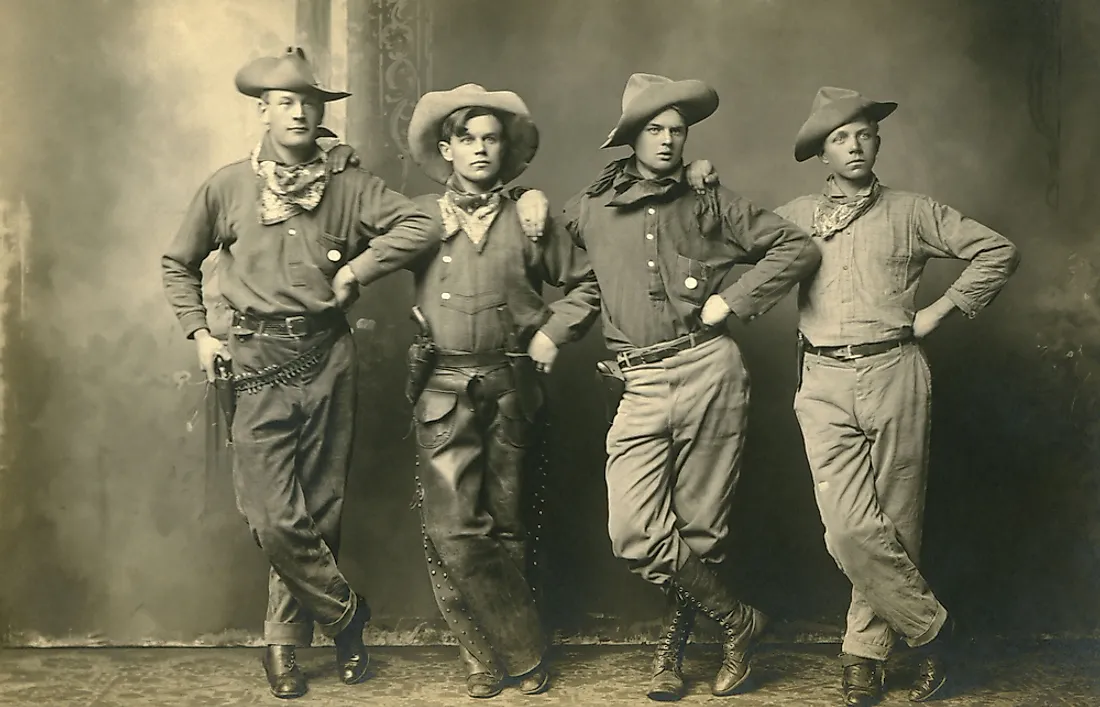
[600,80,718,149]
[407,89,539,185]
[235,56,351,102]
[794,98,896,162]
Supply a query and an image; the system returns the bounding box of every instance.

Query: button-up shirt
[411,194,600,352]
[774,177,1021,347]
[162,137,439,338]
[564,160,820,352]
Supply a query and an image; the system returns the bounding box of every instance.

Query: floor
[0,641,1097,706]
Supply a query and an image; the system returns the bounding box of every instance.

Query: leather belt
[232,310,343,337]
[617,328,723,370]
[435,350,512,368]
[802,337,911,361]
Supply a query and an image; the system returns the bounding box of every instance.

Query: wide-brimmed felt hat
[407,83,540,185]
[235,46,351,102]
[600,73,718,149]
[794,86,896,162]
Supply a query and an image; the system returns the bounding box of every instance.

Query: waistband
[616,328,724,370]
[232,310,345,338]
[801,335,912,361]
[435,349,514,368]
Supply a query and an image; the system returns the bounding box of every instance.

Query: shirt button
[647,260,656,269]
[646,233,654,240]
[442,255,453,264]
[326,249,342,262]
[441,292,452,301]
[648,208,656,215]
[684,277,699,290]
[287,228,297,235]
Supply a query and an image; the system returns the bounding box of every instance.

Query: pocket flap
[414,389,458,423]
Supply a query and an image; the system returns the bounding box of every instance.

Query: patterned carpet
[0,641,1097,706]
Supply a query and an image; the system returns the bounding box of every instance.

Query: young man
[564,73,821,701]
[401,83,602,698]
[773,87,1020,706]
[161,47,439,699]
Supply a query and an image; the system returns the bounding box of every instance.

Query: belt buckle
[285,315,309,337]
[834,344,857,361]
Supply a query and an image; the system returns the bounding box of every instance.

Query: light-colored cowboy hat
[794,86,897,162]
[235,46,351,103]
[407,83,540,185]
[600,73,719,149]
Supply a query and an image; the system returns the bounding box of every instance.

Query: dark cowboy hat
[600,73,718,149]
[794,86,897,162]
[235,46,351,102]
[407,83,540,185]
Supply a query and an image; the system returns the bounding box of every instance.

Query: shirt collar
[823,173,878,203]
[256,132,323,166]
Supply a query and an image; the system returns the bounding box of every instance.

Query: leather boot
[517,664,551,695]
[262,644,307,699]
[841,654,884,707]
[909,618,954,702]
[460,644,503,698]
[672,554,768,696]
[647,589,696,701]
[333,593,372,685]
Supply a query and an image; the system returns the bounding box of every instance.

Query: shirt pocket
[312,231,349,276]
[440,290,507,315]
[673,254,714,305]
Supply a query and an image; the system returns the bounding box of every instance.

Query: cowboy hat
[600,73,718,149]
[407,83,540,185]
[794,86,897,162]
[235,46,351,102]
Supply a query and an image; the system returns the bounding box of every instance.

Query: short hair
[440,106,508,143]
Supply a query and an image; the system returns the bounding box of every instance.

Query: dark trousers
[228,325,360,647]
[413,363,545,678]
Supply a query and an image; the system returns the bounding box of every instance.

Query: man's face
[439,114,505,189]
[820,117,880,182]
[633,108,687,178]
[260,90,324,151]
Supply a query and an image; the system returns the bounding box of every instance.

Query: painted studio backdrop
[1,0,1098,646]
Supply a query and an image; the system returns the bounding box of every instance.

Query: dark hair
[440,106,508,143]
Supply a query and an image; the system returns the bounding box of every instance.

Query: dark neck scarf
[812,174,882,240]
[584,157,687,207]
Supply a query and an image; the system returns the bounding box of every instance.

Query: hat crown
[622,73,674,111]
[810,86,870,113]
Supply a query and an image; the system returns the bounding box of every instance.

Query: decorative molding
[368,0,433,185]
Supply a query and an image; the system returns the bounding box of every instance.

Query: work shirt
[564,160,820,352]
[162,137,438,338]
[411,194,601,353]
[775,177,1021,347]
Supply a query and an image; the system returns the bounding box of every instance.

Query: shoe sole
[909,675,947,703]
[647,688,684,701]
[711,665,752,696]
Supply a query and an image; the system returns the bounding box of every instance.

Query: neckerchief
[250,137,329,226]
[812,174,882,240]
[585,157,687,208]
[438,176,504,247]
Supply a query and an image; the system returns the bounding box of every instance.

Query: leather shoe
[334,593,372,685]
[466,672,503,699]
[712,607,768,696]
[262,644,307,699]
[909,618,953,702]
[517,665,550,695]
[841,656,883,707]
[909,654,947,702]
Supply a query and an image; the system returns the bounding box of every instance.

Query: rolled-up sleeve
[536,214,602,347]
[914,196,1020,318]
